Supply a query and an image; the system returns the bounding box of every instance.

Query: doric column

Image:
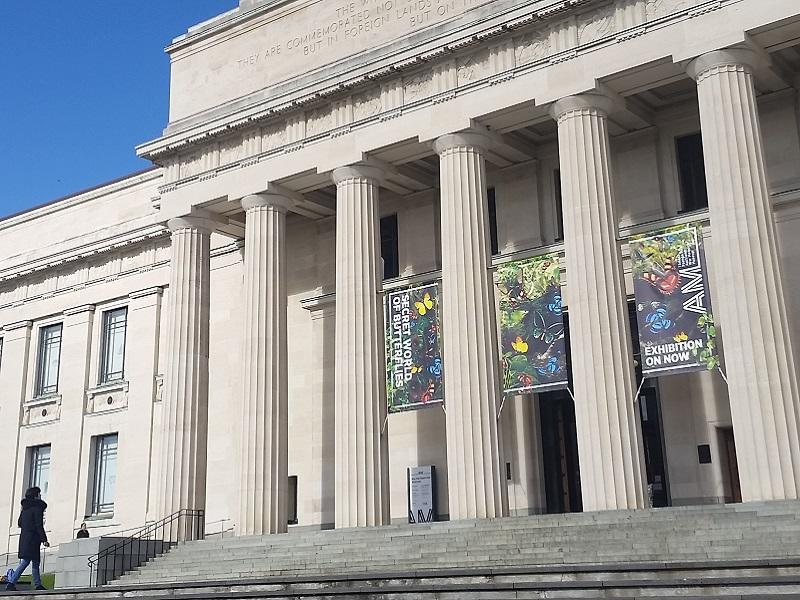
[237,193,291,535]
[160,216,212,518]
[688,48,800,501]
[551,95,646,511]
[332,163,389,527]
[433,131,506,520]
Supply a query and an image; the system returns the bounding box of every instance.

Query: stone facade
[3,0,800,558]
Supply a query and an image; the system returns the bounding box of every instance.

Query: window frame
[35,323,63,397]
[675,132,709,214]
[27,444,51,500]
[487,188,499,256]
[379,213,400,280]
[90,433,119,516]
[99,307,128,384]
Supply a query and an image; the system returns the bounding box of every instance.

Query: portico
[6,0,800,558]
[141,0,800,533]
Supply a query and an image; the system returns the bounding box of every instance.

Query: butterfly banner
[384,283,444,413]
[496,255,568,394]
[630,223,718,377]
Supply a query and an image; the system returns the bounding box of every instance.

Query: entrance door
[721,427,742,503]
[639,387,670,507]
[539,391,582,513]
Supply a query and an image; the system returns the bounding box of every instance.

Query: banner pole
[566,387,575,402]
[717,366,729,385]
[381,414,389,435]
[440,403,446,415]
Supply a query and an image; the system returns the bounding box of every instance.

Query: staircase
[10,501,800,598]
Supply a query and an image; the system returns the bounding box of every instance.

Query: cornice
[0,225,170,284]
[0,169,162,232]
[138,0,602,160]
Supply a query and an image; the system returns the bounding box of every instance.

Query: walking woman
[5,487,49,591]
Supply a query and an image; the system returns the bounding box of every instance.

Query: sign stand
[407,466,437,524]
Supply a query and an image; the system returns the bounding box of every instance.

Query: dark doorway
[720,427,742,503]
[638,387,670,507]
[539,390,582,513]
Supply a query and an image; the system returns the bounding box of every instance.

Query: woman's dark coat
[17,498,48,561]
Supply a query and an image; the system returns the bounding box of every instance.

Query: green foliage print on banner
[496,255,568,393]
[384,283,444,413]
[630,222,718,375]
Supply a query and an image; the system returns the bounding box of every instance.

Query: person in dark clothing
[76,523,90,539]
[5,487,49,591]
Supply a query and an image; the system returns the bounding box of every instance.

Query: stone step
[45,560,800,599]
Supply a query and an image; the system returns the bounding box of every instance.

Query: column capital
[167,215,216,234]
[686,47,765,81]
[550,93,614,121]
[331,161,386,186]
[241,192,293,213]
[433,129,492,156]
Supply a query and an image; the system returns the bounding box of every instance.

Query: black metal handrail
[87,509,204,586]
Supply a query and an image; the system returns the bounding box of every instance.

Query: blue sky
[0,1,236,219]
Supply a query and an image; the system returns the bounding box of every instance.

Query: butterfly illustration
[673,332,688,342]
[518,373,533,387]
[641,258,680,295]
[421,382,436,403]
[645,307,673,332]
[428,357,442,377]
[410,365,423,375]
[547,293,563,315]
[415,292,434,316]
[536,356,559,376]
[532,312,564,344]
[511,336,529,353]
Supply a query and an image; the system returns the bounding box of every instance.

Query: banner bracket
[381,414,389,436]
[634,377,646,405]
[717,366,729,385]
[440,403,446,415]
[566,387,575,402]
[496,394,508,422]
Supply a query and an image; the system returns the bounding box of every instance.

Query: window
[35,324,62,397]
[90,434,118,516]
[100,308,128,383]
[487,188,499,256]
[28,445,51,500]
[288,475,298,525]
[380,214,400,280]
[676,133,709,212]
[554,170,564,242]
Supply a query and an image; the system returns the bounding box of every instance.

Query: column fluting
[237,193,291,535]
[688,48,800,501]
[434,131,507,520]
[551,95,647,511]
[160,216,213,518]
[332,163,389,528]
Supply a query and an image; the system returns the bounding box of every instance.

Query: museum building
[3,0,800,554]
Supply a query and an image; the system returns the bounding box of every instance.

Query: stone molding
[142,0,724,181]
[63,304,96,317]
[241,192,294,213]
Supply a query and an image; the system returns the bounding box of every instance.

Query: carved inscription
[171,0,494,121]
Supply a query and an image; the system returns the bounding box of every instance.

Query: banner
[630,223,718,376]
[496,255,568,393]
[384,283,444,413]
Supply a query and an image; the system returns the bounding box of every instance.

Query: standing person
[5,487,49,591]
[76,523,90,539]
